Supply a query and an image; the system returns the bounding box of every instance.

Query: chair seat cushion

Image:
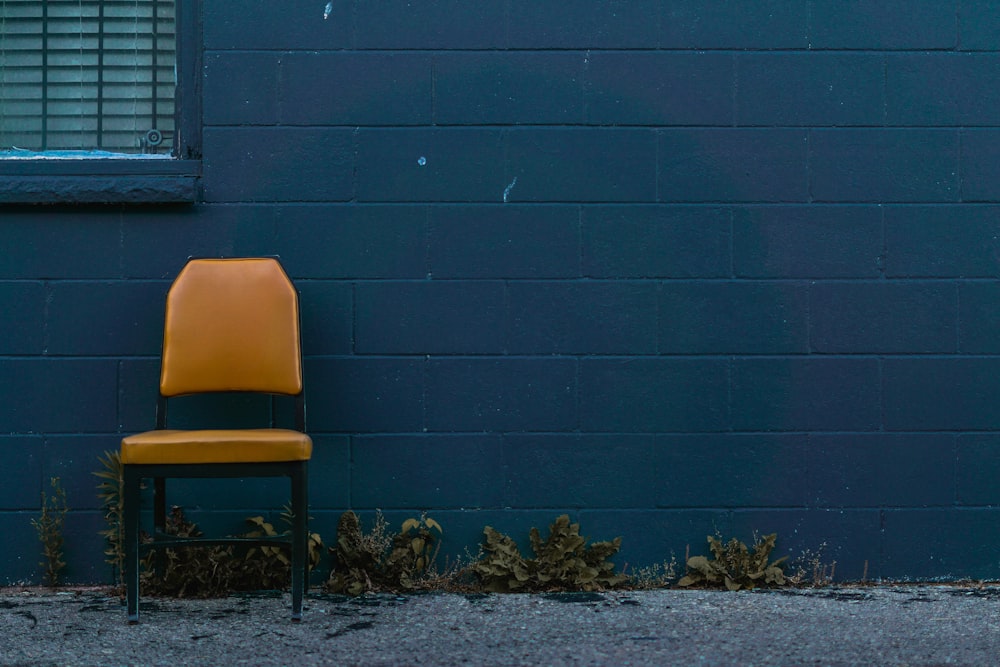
[121,429,312,465]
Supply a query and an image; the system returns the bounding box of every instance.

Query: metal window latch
[141,129,164,153]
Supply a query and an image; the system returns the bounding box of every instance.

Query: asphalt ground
[2,584,999,666]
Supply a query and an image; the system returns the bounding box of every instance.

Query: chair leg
[123,466,142,624]
[290,463,308,622]
[153,477,166,578]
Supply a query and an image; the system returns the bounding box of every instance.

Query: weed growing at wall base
[472,514,627,593]
[94,451,124,589]
[326,511,443,595]
[31,477,68,587]
[679,533,787,591]
[142,507,325,598]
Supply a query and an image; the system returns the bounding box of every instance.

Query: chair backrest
[159,258,303,397]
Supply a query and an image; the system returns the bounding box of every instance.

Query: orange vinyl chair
[121,258,311,624]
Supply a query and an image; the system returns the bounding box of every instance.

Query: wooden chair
[121,257,311,623]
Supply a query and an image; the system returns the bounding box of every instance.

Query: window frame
[0,0,201,204]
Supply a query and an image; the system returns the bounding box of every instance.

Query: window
[0,0,200,203]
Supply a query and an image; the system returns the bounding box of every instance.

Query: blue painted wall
[4,0,1000,584]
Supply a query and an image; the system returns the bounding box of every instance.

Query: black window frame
[0,0,201,204]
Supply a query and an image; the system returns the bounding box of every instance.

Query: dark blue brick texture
[9,0,1000,584]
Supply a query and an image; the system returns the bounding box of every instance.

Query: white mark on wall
[503,176,518,203]
[417,156,427,166]
[324,2,333,19]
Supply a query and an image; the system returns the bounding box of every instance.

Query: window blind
[0,0,175,154]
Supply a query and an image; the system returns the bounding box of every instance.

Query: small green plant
[141,506,234,597]
[32,477,69,587]
[786,543,837,587]
[472,515,627,593]
[94,450,125,588]
[626,558,679,590]
[326,511,443,595]
[244,505,324,575]
[141,506,325,598]
[678,533,788,591]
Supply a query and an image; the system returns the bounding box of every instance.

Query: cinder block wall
[4,0,1000,584]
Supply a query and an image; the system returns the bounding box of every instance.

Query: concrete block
[46,282,167,356]
[203,52,280,125]
[508,0,661,48]
[732,358,880,432]
[62,511,110,584]
[960,282,1000,353]
[117,359,161,433]
[961,130,1000,201]
[308,435,352,510]
[661,0,807,49]
[352,435,504,509]
[957,434,1000,506]
[885,205,1000,277]
[506,129,657,203]
[580,358,729,432]
[654,434,809,508]
[435,52,584,125]
[297,281,353,356]
[356,281,506,354]
[0,208,121,279]
[737,53,884,126]
[0,437,42,510]
[306,357,425,433]
[881,509,1000,580]
[884,358,1000,430]
[203,128,354,203]
[504,435,656,508]
[586,52,733,126]
[273,205,427,280]
[357,129,505,202]
[0,359,117,433]
[808,0,957,49]
[204,0,351,49]
[733,205,882,278]
[810,129,959,202]
[807,434,955,508]
[429,205,579,279]
[0,282,45,354]
[508,281,658,354]
[425,358,577,432]
[809,281,958,353]
[281,53,433,126]
[659,281,809,354]
[658,129,808,202]
[960,0,1000,50]
[43,436,120,511]
[583,206,731,279]
[355,0,506,48]
[888,54,1000,126]
[0,514,46,584]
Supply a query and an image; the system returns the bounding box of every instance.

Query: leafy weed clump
[142,506,324,598]
[326,511,443,596]
[678,533,787,591]
[472,514,627,593]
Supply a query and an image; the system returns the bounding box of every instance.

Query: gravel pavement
[2,585,999,666]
